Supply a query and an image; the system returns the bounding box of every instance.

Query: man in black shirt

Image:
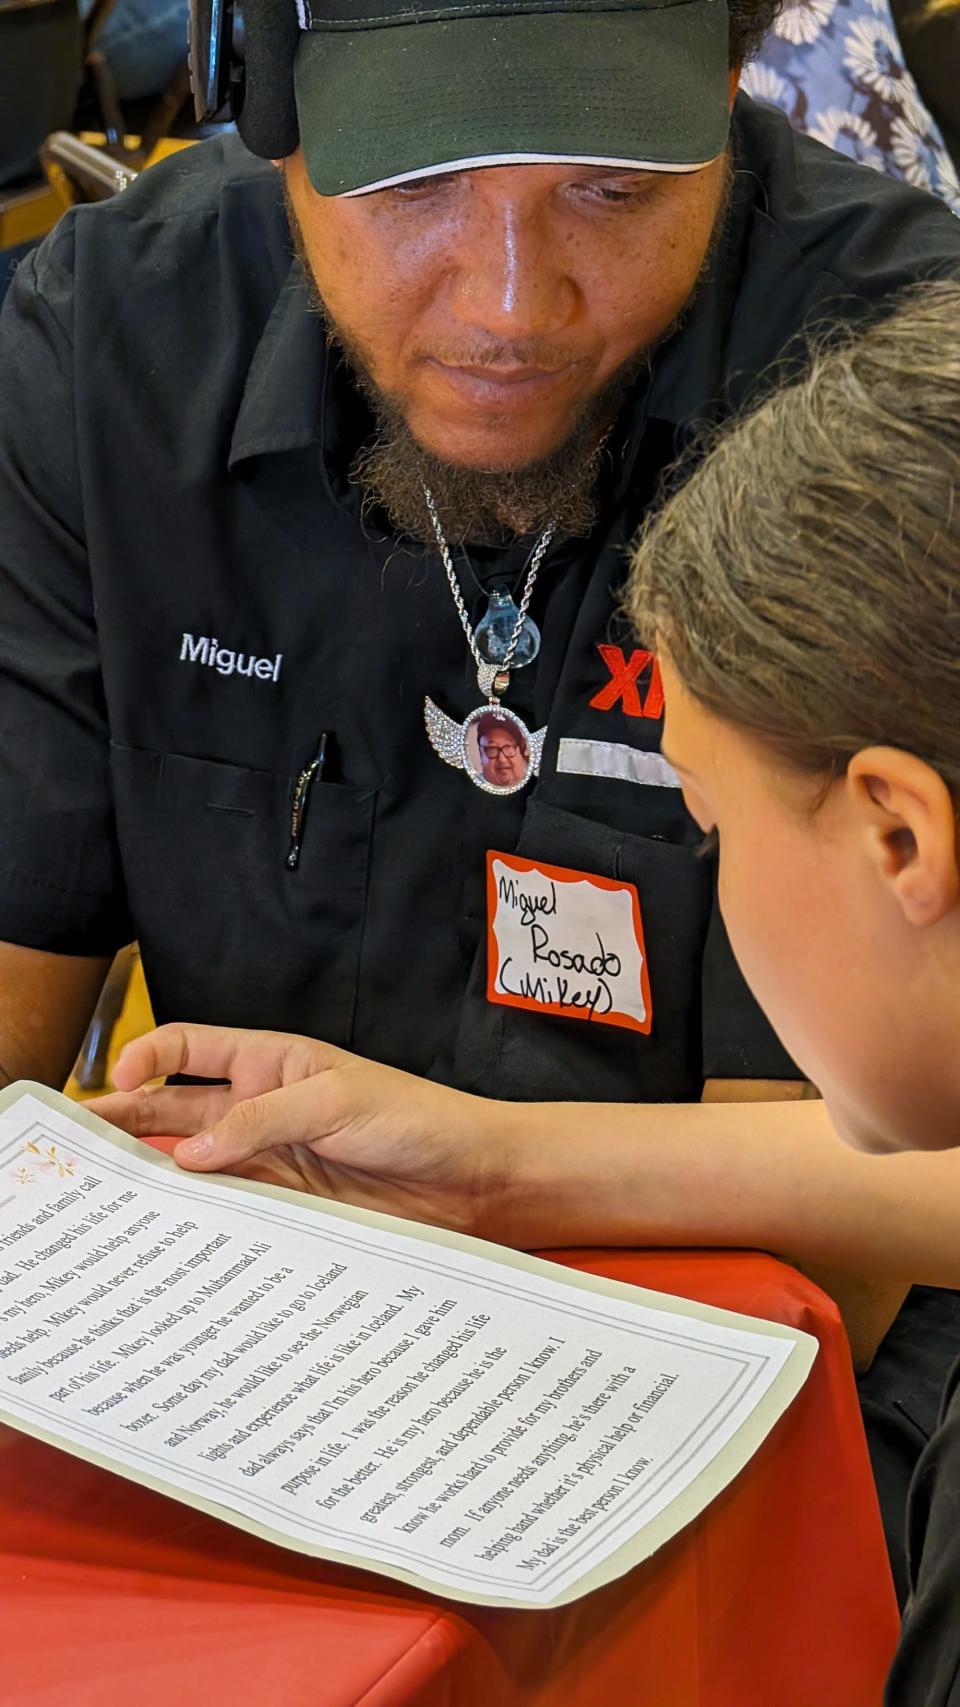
[1,0,959,1587]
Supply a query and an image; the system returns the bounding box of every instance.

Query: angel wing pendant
[424,698,546,796]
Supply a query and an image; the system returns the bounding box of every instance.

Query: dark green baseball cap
[292,0,732,196]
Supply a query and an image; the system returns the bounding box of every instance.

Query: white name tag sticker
[486,851,652,1034]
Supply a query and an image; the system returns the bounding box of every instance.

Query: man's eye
[390,174,456,200]
[576,183,660,208]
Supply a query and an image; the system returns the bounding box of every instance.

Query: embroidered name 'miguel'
[179,633,283,682]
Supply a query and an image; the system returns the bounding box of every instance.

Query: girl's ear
[847,748,960,928]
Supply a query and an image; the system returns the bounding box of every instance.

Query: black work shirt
[1,97,958,1102]
[886,1362,960,1705]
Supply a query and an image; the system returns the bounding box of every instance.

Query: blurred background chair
[0,0,199,308]
[78,0,188,106]
[0,0,83,191]
[39,126,139,201]
[68,946,143,1095]
[0,0,83,275]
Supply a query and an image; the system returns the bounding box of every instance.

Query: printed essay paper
[0,1085,816,1608]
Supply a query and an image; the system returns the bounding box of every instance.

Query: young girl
[629,277,960,1705]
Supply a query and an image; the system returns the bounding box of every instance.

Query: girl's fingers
[174,1079,343,1171]
[92,1084,233,1138]
[111,1023,246,1091]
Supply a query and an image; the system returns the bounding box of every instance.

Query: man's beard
[283,169,730,547]
[352,365,638,546]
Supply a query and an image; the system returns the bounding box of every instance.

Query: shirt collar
[227,259,373,505]
[644,156,749,438]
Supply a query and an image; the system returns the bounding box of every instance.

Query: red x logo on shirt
[589,646,664,718]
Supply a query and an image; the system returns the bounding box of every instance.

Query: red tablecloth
[0,1246,898,1707]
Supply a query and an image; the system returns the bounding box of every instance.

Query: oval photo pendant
[424,699,547,796]
[463,705,536,795]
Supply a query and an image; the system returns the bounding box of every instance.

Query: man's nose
[451,206,578,341]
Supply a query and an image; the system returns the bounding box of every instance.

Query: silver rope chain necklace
[421,482,557,796]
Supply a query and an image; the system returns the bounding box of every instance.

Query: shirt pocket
[110,744,376,1047]
[450,796,713,1104]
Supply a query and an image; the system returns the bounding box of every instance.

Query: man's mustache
[411,343,590,373]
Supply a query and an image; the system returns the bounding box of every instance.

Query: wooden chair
[72,947,140,1093]
[0,0,195,247]
[0,0,85,247]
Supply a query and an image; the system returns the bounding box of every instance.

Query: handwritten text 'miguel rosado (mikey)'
[494,872,624,1017]
[487,855,650,1031]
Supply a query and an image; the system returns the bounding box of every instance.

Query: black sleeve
[885,1366,960,1706]
[0,221,132,954]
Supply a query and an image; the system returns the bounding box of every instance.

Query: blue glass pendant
[474,584,541,669]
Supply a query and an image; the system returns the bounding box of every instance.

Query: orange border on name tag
[485,850,653,1034]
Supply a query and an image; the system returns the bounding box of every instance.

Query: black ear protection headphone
[188,0,302,160]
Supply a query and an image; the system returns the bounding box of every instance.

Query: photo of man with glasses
[471,712,531,791]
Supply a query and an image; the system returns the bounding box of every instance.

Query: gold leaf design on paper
[18,1139,76,1178]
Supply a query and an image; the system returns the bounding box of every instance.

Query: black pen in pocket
[286,733,330,870]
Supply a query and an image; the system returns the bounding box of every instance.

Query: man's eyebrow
[575,165,659,182]
[388,170,457,190]
[596,165,653,175]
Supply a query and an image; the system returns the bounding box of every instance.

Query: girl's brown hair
[629,281,960,796]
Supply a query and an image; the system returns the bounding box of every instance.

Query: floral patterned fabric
[743,0,960,213]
